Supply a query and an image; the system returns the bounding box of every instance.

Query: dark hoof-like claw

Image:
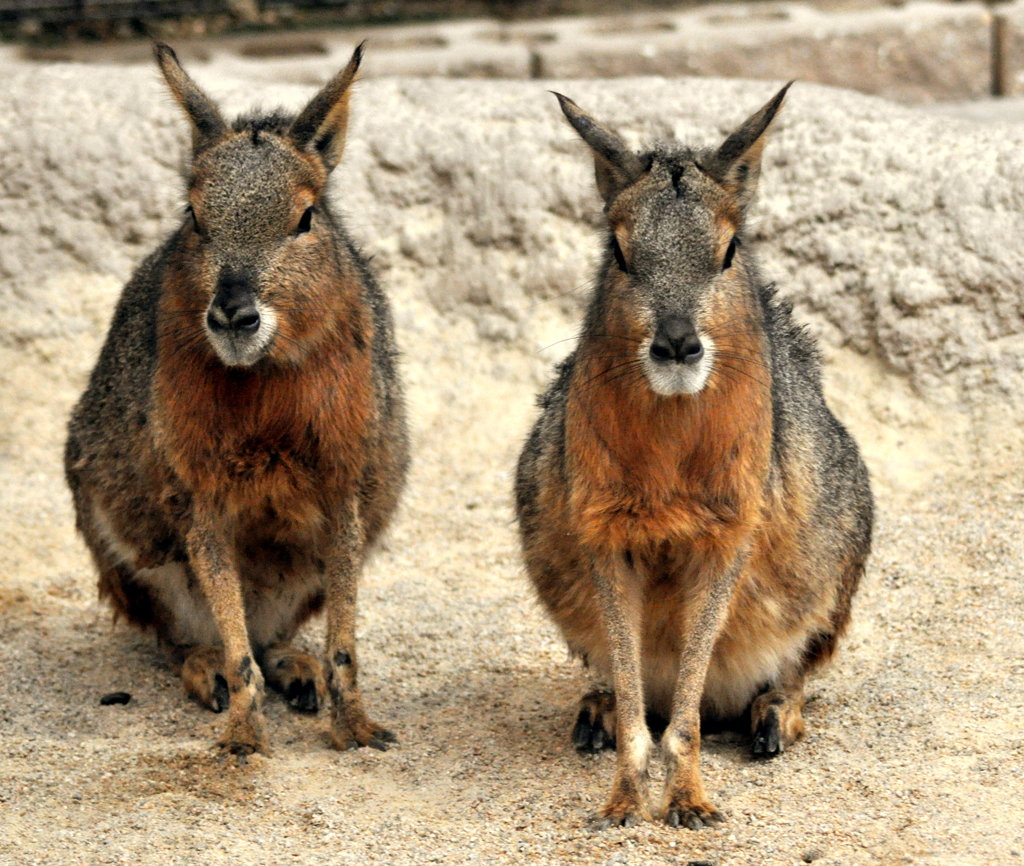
[334,726,397,752]
[366,728,397,751]
[285,678,320,714]
[211,675,230,714]
[573,708,613,753]
[218,740,258,763]
[665,805,725,830]
[589,811,641,831]
[572,691,616,754]
[752,707,783,758]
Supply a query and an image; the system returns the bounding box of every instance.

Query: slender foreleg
[661,550,749,829]
[324,498,396,751]
[591,552,651,829]
[186,511,267,757]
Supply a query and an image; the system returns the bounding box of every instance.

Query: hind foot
[664,799,725,831]
[182,646,230,713]
[329,715,397,752]
[573,688,616,753]
[750,689,806,758]
[217,712,269,759]
[262,645,327,714]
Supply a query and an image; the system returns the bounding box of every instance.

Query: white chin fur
[640,334,715,396]
[206,305,277,367]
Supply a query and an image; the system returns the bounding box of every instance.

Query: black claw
[286,680,320,714]
[573,707,615,754]
[752,709,782,758]
[572,709,594,752]
[212,674,230,714]
[374,728,398,743]
[666,808,723,831]
[686,813,704,831]
[368,737,390,752]
[589,812,637,831]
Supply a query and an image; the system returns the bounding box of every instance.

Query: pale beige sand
[1,59,1022,866]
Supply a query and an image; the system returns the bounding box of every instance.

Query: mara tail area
[514,84,873,829]
[64,43,408,757]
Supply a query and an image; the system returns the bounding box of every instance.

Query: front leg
[186,511,267,757]
[324,498,396,751]
[591,552,652,829]
[660,550,748,829]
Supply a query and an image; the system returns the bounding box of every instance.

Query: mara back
[514,86,873,829]
[64,43,408,756]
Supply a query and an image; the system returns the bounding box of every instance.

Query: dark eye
[185,205,201,234]
[296,206,314,235]
[722,236,739,271]
[611,234,630,274]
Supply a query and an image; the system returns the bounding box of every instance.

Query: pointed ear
[552,92,644,204]
[706,81,792,212]
[288,42,364,172]
[154,42,227,151]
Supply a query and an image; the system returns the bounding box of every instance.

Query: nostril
[650,340,675,363]
[681,336,704,365]
[206,309,227,333]
[231,308,261,333]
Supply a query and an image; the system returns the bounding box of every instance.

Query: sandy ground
[2,334,1023,865]
[2,40,1024,866]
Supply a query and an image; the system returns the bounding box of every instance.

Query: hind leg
[262,644,328,714]
[573,684,616,753]
[750,667,807,758]
[181,646,230,713]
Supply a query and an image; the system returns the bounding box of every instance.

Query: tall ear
[552,92,644,204]
[706,81,792,212]
[154,43,227,151]
[288,42,364,172]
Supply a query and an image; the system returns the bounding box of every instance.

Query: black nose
[649,316,704,365]
[207,273,260,335]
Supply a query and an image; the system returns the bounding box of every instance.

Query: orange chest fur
[564,361,771,553]
[153,344,375,518]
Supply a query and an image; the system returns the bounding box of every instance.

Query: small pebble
[803,850,824,863]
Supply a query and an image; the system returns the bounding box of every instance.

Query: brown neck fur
[565,294,772,555]
[153,261,375,520]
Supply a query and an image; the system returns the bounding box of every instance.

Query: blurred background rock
[1,0,1022,106]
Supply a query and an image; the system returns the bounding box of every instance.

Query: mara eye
[185,205,201,234]
[722,236,739,271]
[296,206,314,235]
[611,234,630,274]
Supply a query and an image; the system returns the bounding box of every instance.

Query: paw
[182,647,229,713]
[573,689,616,753]
[216,714,269,761]
[590,795,648,830]
[590,777,649,830]
[589,809,643,831]
[330,718,398,752]
[264,649,328,714]
[664,801,725,830]
[751,705,783,758]
[750,690,805,758]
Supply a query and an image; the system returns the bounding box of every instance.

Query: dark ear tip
[344,39,366,75]
[153,41,177,64]
[550,91,581,119]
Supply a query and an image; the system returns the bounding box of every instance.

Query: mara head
[555,84,791,397]
[155,42,364,368]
